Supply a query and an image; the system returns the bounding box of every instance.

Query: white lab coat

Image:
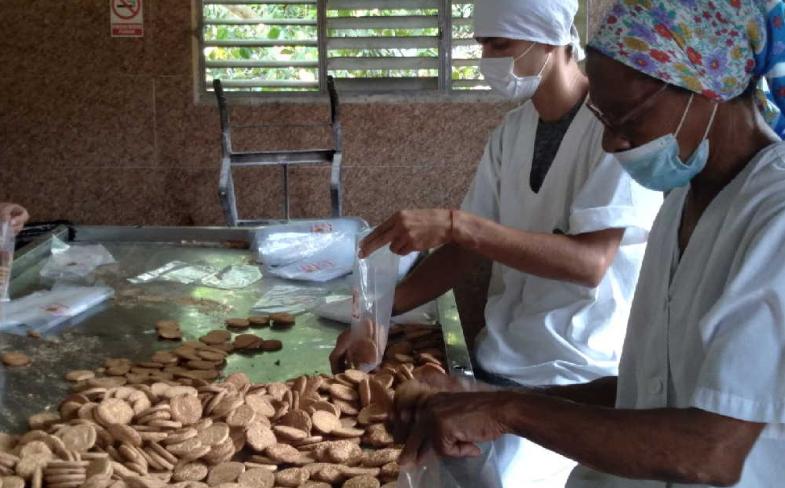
[567,141,785,487]
[462,101,662,487]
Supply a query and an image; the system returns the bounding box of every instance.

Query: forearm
[496,391,762,486]
[394,243,484,315]
[452,211,623,287]
[535,376,618,408]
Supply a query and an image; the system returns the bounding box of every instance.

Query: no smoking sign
[111,0,144,37]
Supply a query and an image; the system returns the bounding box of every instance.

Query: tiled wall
[0,0,510,227]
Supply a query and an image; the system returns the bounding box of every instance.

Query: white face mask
[479,43,551,101]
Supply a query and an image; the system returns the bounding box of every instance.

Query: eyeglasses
[586,83,670,132]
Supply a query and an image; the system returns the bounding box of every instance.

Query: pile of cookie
[0,323,447,488]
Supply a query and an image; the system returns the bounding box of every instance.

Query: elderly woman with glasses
[392,1,785,487]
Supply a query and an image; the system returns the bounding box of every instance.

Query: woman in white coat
[332,1,662,486]
[393,1,785,487]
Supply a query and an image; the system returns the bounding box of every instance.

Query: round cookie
[1,352,31,367]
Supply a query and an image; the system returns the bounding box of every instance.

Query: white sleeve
[460,125,504,221]
[568,140,663,245]
[691,205,785,424]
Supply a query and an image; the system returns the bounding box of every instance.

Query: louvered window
[199,0,590,96]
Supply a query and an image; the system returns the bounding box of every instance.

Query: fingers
[400,417,481,466]
[328,348,346,375]
[399,418,428,467]
[415,436,434,465]
[391,400,417,444]
[389,235,410,256]
[14,207,29,226]
[329,330,352,374]
[441,439,482,458]
[11,213,27,234]
[0,204,28,234]
[359,217,398,258]
[359,227,395,258]
[391,380,432,443]
[426,414,483,460]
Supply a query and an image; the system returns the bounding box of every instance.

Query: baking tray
[0,225,473,433]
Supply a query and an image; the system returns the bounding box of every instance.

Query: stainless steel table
[0,226,473,434]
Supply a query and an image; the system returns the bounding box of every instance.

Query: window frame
[194,0,591,102]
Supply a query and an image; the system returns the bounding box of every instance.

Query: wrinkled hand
[359,209,454,258]
[391,378,453,442]
[395,386,511,466]
[0,203,29,234]
[392,375,497,442]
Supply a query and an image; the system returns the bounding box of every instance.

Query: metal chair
[214,77,343,226]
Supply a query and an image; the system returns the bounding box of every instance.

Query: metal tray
[0,225,473,433]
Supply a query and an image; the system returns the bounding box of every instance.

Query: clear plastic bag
[264,244,355,282]
[252,219,368,282]
[0,221,14,302]
[347,231,400,372]
[311,296,437,326]
[199,264,262,290]
[398,442,504,488]
[39,237,116,283]
[127,261,187,284]
[250,284,329,315]
[128,261,262,289]
[0,284,115,334]
[157,263,219,285]
[398,251,420,279]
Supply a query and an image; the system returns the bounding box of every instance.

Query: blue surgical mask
[613,94,718,192]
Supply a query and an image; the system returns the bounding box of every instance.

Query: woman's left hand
[395,390,511,466]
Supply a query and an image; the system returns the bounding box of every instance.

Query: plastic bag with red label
[252,219,368,282]
[0,284,115,335]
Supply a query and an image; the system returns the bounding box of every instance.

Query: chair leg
[219,157,239,226]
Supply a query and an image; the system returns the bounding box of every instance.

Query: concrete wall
[0,0,511,227]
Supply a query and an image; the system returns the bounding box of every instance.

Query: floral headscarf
[589,0,785,138]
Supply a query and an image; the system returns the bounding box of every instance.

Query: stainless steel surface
[437,292,474,379]
[0,226,472,434]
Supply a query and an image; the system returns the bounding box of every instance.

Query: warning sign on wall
[111,0,144,37]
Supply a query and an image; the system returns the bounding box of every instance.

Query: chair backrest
[326,76,342,152]
[213,77,342,153]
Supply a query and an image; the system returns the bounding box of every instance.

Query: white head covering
[473,0,585,61]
